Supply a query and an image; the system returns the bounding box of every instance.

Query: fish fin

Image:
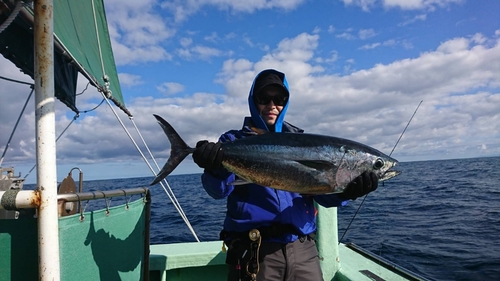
[250,127,268,135]
[228,179,251,186]
[296,160,336,170]
[380,170,402,182]
[151,114,194,185]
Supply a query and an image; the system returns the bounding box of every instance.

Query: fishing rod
[339,100,423,244]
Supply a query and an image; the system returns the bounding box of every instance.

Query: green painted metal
[316,203,340,281]
[148,204,428,281]
[149,242,227,281]
[0,216,38,281]
[1,199,427,281]
[0,197,148,281]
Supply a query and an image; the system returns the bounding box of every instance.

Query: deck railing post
[316,204,341,281]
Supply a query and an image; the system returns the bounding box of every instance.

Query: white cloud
[383,0,463,10]
[157,82,185,95]
[436,37,469,53]
[341,0,463,11]
[359,28,377,39]
[336,31,356,40]
[241,32,498,159]
[112,43,172,65]
[176,45,228,61]
[336,28,377,40]
[359,42,381,49]
[341,0,376,12]
[160,0,307,22]
[399,14,427,26]
[118,73,143,87]
[316,50,339,63]
[471,33,487,45]
[359,39,396,49]
[2,26,499,181]
[105,0,174,65]
[180,37,193,47]
[204,32,220,43]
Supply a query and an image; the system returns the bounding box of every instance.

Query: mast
[34,0,61,279]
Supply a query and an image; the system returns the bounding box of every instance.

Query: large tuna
[151,114,400,194]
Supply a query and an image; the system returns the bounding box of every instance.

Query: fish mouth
[380,170,401,182]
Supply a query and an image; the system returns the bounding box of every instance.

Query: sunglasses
[254,94,289,106]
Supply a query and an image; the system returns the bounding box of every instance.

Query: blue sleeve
[201,169,235,199]
[314,194,349,207]
[199,130,242,199]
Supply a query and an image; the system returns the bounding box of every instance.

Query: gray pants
[227,237,324,281]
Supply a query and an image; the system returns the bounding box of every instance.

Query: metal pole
[34,0,60,280]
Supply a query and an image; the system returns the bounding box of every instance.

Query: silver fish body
[151,115,401,194]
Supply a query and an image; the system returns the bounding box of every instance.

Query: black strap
[220,224,298,241]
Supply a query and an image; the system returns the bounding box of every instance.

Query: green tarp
[59,199,148,280]
[0,0,129,116]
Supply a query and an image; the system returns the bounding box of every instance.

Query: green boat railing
[0,187,150,281]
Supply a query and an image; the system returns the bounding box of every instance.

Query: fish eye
[373,158,385,170]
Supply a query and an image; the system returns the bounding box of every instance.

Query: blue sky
[1,0,499,184]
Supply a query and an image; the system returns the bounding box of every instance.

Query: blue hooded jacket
[201,69,347,243]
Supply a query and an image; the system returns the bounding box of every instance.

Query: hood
[248,69,290,132]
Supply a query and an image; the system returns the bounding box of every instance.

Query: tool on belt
[220,224,311,281]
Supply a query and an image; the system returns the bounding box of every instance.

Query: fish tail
[150,114,195,185]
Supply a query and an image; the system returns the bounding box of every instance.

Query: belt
[220,224,299,241]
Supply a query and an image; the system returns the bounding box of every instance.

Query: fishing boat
[0,1,429,280]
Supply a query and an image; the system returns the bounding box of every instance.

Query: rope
[24,114,79,179]
[338,101,423,244]
[92,0,199,241]
[0,0,23,34]
[90,0,108,95]
[0,75,33,86]
[128,117,199,240]
[389,100,423,157]
[0,87,34,167]
[99,93,200,242]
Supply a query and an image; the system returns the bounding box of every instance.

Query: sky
[1,0,499,184]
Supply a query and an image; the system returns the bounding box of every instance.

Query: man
[193,69,378,281]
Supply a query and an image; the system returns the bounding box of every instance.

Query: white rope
[90,0,199,241]
[0,87,34,167]
[25,114,79,179]
[100,94,200,242]
[0,0,23,34]
[90,0,107,84]
[128,118,195,233]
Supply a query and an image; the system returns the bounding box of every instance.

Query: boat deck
[149,241,427,281]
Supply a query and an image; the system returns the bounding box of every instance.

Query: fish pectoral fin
[296,160,336,171]
[228,179,251,186]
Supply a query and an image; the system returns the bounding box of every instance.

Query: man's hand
[192,140,224,171]
[339,171,378,200]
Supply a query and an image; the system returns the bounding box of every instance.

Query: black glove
[339,171,378,200]
[192,140,224,171]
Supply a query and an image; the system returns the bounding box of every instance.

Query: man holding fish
[191,69,381,281]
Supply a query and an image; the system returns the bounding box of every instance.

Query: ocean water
[24,156,500,280]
